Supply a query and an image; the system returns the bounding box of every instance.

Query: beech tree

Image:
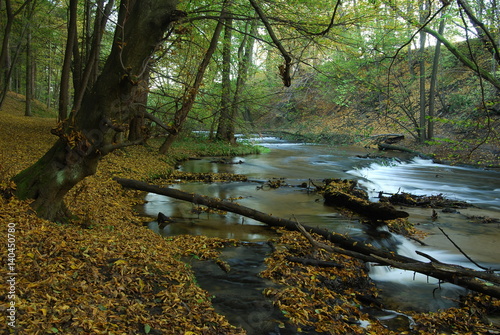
[13,0,181,220]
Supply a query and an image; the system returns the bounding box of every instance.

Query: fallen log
[378,143,433,159]
[322,179,409,220]
[115,177,500,299]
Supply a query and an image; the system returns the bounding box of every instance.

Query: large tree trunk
[128,70,149,141]
[72,0,115,115]
[115,177,500,299]
[13,0,179,221]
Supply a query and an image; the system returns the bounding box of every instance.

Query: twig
[438,227,499,272]
[285,256,343,268]
[293,216,376,263]
[416,250,441,263]
[101,139,144,155]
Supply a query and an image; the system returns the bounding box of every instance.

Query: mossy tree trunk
[13,0,179,221]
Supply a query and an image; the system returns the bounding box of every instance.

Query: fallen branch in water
[115,177,500,299]
[439,227,500,272]
[378,143,433,159]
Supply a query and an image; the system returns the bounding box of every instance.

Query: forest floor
[1,94,499,334]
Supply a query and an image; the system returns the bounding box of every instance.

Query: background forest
[1,0,499,167]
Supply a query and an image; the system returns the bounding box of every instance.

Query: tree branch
[249,0,292,86]
[143,111,175,134]
[101,139,144,155]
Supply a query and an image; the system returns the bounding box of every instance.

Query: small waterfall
[368,226,462,283]
[347,157,500,209]
[367,227,468,311]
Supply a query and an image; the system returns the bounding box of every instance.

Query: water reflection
[143,182,366,241]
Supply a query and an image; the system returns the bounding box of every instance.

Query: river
[141,136,500,332]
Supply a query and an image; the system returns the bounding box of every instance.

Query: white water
[347,157,500,210]
[369,226,471,283]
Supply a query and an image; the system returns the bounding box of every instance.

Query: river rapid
[141,136,500,330]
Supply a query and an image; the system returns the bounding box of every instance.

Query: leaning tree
[13,0,181,220]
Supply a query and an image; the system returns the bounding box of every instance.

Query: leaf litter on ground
[0,96,499,334]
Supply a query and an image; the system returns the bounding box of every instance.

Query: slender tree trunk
[0,0,32,109]
[230,18,257,134]
[215,16,234,143]
[0,0,14,106]
[418,2,427,143]
[46,44,52,108]
[13,0,179,220]
[159,1,227,154]
[428,16,446,140]
[73,0,115,114]
[25,28,33,116]
[58,0,78,121]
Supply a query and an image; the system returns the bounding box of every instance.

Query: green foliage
[447,89,478,115]
[172,134,269,157]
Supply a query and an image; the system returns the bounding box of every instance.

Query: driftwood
[285,256,344,268]
[115,177,500,299]
[361,134,405,148]
[378,143,433,159]
[383,192,471,209]
[322,179,409,220]
[371,134,405,144]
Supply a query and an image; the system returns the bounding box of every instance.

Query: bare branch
[101,139,144,155]
[249,0,292,86]
[438,227,500,272]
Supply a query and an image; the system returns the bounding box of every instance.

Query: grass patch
[153,135,270,158]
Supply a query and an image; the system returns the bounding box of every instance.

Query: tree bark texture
[114,177,500,299]
[13,0,179,220]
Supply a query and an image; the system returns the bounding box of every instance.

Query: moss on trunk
[13,139,99,220]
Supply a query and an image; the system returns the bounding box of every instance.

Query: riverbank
[1,102,499,333]
[267,110,500,168]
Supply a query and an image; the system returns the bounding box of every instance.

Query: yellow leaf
[114,259,127,265]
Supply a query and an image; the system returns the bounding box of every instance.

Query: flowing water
[141,136,500,331]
